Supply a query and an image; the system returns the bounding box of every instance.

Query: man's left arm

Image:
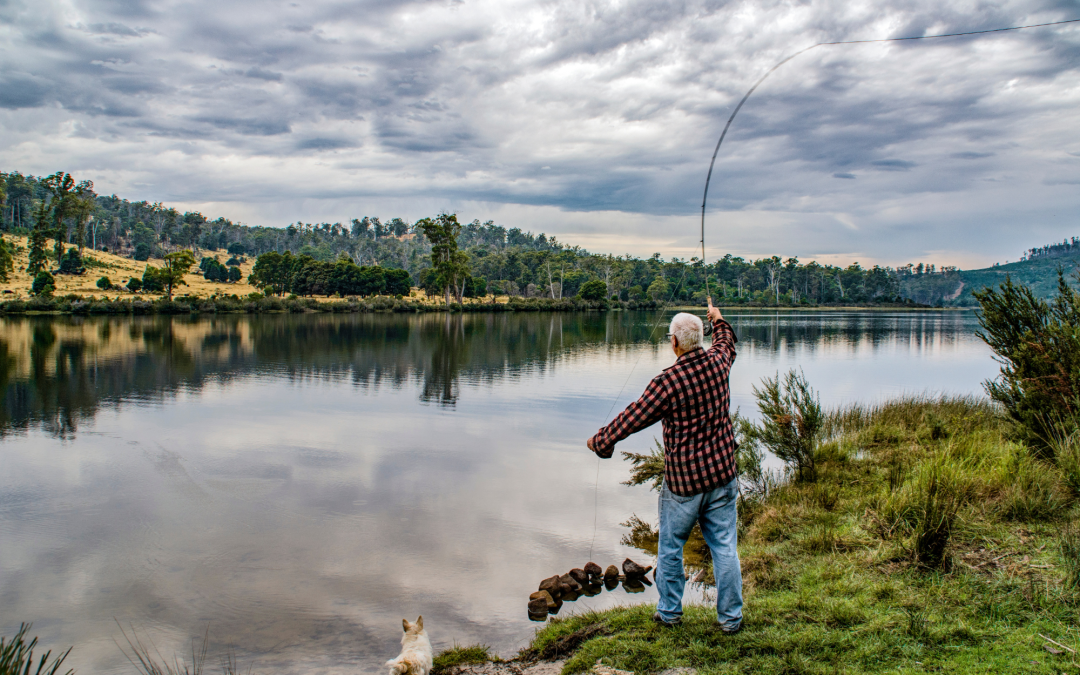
[588,376,670,458]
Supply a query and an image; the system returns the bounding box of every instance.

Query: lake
[0,309,997,674]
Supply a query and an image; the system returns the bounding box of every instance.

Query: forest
[0,169,1024,306]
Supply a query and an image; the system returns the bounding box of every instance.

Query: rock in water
[539,575,562,597]
[559,574,582,593]
[623,558,653,578]
[622,578,646,594]
[530,590,557,609]
[603,565,620,580]
[528,597,549,615]
[568,568,589,585]
[604,576,619,591]
[584,562,603,578]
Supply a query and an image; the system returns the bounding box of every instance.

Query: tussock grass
[431,645,498,674]
[526,395,1080,674]
[0,623,73,675]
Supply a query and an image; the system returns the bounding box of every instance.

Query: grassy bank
[452,396,1080,674]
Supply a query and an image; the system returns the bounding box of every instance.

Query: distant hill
[951,253,1080,306]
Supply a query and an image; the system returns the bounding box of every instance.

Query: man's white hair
[669,312,703,351]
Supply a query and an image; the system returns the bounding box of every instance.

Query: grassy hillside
[952,253,1080,306]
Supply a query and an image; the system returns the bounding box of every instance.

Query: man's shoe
[652,612,681,627]
[719,622,742,635]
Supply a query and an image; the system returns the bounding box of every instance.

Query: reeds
[0,624,73,675]
[115,623,253,675]
[1060,523,1080,592]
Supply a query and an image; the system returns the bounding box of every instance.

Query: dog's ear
[402,619,410,632]
[416,616,423,631]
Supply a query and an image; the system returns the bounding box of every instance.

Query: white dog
[386,616,432,675]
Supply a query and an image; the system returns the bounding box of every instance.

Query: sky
[1,0,1079,269]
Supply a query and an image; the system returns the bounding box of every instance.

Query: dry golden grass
[0,234,259,299]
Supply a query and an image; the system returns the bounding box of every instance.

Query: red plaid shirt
[590,318,738,496]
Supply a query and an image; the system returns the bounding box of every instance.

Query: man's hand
[707,297,723,323]
[587,437,597,454]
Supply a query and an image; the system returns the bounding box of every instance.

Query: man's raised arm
[707,297,737,368]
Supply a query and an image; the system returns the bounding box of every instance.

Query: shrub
[141,266,165,293]
[57,248,84,274]
[126,277,143,293]
[974,272,1080,452]
[133,241,151,261]
[227,266,242,283]
[753,369,823,482]
[31,271,55,297]
[96,276,112,290]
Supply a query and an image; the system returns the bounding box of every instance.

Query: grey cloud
[0,72,51,108]
[191,115,292,136]
[296,137,358,150]
[0,0,1078,265]
[244,67,283,81]
[84,22,153,36]
[871,159,917,172]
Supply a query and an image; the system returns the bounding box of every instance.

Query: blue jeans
[655,478,742,630]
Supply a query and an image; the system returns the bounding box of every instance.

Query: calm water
[0,310,996,674]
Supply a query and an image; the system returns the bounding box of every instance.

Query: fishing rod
[698,17,1080,300]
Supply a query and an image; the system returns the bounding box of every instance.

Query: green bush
[1051,431,1080,496]
[974,272,1080,452]
[753,369,823,482]
[126,277,142,293]
[96,276,112,290]
[31,271,55,297]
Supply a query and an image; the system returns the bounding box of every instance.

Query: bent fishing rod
[698,17,1080,300]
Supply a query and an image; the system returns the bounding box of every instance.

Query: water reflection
[0,310,995,675]
[0,311,983,438]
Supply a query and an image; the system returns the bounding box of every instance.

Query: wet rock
[528,610,549,622]
[622,578,646,594]
[580,583,601,597]
[561,589,581,603]
[603,565,620,580]
[559,574,582,593]
[539,575,562,597]
[530,590,557,609]
[604,577,619,591]
[584,562,603,578]
[528,597,549,615]
[622,558,653,578]
[568,568,589,585]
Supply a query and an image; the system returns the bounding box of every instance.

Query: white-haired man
[587,299,741,633]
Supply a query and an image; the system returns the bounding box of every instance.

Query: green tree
[647,276,669,301]
[577,278,607,301]
[160,250,196,299]
[249,251,292,295]
[126,277,142,293]
[418,214,469,306]
[227,265,242,283]
[141,266,165,294]
[96,276,112,290]
[384,268,412,296]
[0,237,13,283]
[31,271,55,297]
[974,272,1080,452]
[27,201,51,277]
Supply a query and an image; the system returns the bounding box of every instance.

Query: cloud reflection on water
[0,310,995,674]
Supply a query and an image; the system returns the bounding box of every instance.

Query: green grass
[512,396,1080,674]
[431,645,499,674]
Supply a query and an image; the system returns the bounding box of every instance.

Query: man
[587,299,741,633]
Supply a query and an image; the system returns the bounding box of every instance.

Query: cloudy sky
[2,0,1079,268]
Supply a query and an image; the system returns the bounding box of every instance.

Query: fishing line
[698,17,1080,272]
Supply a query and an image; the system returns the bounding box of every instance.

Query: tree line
[2,167,1059,307]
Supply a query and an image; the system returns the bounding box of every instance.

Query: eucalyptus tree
[418,213,469,306]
